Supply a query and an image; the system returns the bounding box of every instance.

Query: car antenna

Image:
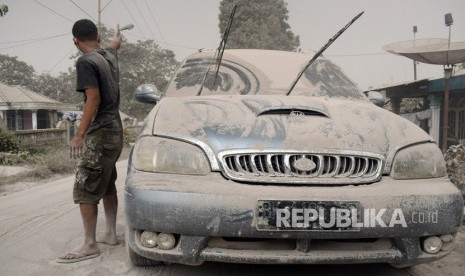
[197,4,238,96]
[286,11,364,96]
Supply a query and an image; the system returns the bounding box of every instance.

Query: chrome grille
[219,151,383,184]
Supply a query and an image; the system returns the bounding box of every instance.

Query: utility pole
[97,0,101,34]
[413,26,418,80]
[442,13,453,152]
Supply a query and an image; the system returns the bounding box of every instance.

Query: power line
[48,46,76,73]
[0,33,70,45]
[143,0,167,44]
[133,0,157,40]
[33,0,73,23]
[101,0,115,11]
[121,0,148,39]
[68,0,96,21]
[0,33,71,51]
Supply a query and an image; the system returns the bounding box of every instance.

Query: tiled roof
[0,82,59,104]
[0,82,76,110]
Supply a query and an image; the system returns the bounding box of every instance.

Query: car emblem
[290,110,305,117]
[293,157,317,172]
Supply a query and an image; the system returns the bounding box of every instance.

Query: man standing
[57,19,123,263]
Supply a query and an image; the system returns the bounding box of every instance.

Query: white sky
[1,0,464,90]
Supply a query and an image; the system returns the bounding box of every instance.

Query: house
[0,82,76,131]
[367,68,465,149]
[0,82,77,146]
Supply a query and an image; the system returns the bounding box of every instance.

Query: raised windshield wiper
[286,11,364,96]
[197,4,237,96]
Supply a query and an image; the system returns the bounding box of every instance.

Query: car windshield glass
[164,52,366,100]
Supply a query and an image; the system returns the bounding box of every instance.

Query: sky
[1,0,464,90]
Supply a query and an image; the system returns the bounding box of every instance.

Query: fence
[13,129,67,147]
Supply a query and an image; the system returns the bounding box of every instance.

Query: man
[57,19,123,263]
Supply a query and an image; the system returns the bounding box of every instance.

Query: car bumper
[125,169,463,267]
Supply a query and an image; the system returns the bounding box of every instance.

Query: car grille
[219,151,383,184]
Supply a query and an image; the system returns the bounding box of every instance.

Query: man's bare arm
[70,88,100,158]
[109,24,122,51]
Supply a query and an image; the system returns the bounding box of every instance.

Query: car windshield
[164,50,366,100]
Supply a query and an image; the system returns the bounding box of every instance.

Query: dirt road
[0,160,463,276]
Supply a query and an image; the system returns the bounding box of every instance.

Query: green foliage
[123,127,138,146]
[0,54,35,87]
[0,4,8,17]
[0,128,29,165]
[98,25,179,119]
[444,144,465,193]
[219,0,300,51]
[0,128,20,153]
[118,40,178,119]
[400,98,425,114]
[30,69,82,105]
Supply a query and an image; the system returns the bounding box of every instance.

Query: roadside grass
[0,144,132,190]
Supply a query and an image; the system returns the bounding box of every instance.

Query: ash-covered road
[0,160,463,276]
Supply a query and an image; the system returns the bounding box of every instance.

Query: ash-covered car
[125,49,463,268]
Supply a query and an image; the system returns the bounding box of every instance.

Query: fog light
[157,233,176,250]
[140,231,158,248]
[423,236,442,254]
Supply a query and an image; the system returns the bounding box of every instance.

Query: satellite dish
[383,38,465,65]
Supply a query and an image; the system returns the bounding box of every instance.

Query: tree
[118,40,178,119]
[31,69,82,105]
[0,25,179,120]
[0,4,7,17]
[218,0,300,51]
[99,26,179,119]
[0,54,35,87]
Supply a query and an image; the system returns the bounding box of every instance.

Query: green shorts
[73,127,123,204]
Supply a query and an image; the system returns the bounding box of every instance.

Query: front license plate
[256,200,361,231]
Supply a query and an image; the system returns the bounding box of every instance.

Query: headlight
[391,143,447,180]
[133,136,211,175]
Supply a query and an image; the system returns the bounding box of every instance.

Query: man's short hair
[72,19,98,41]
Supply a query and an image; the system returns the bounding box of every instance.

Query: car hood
[152,95,432,159]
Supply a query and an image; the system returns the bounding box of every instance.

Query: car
[124,49,464,268]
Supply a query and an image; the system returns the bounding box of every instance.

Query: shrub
[0,128,20,153]
[123,127,139,146]
[444,144,465,193]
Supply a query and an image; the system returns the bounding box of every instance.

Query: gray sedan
[125,49,463,267]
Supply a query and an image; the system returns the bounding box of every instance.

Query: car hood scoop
[241,98,330,118]
[152,95,432,158]
[258,108,329,117]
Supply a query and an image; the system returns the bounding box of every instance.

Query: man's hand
[70,135,84,159]
[71,88,100,159]
[109,24,122,50]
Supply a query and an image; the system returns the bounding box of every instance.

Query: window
[6,110,16,130]
[448,109,465,140]
[458,110,465,139]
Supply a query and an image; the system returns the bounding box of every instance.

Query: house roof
[364,68,465,98]
[0,82,76,110]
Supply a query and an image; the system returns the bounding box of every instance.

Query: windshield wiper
[286,11,364,96]
[197,4,238,96]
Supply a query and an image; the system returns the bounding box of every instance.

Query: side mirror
[135,84,162,104]
[366,91,385,107]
